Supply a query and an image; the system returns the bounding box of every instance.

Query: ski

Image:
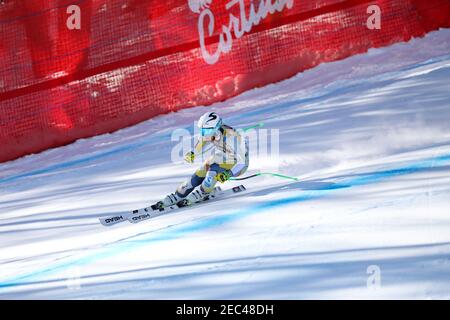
[99,212,131,227]
[127,185,246,224]
[99,185,246,226]
[99,186,221,227]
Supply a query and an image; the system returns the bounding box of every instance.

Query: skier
[157,111,249,208]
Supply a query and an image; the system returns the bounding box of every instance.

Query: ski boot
[152,192,183,211]
[178,186,212,207]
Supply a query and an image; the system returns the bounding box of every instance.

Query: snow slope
[1,29,450,299]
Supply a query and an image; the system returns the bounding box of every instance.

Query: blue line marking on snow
[0,144,136,184]
[1,152,450,290]
[0,132,170,184]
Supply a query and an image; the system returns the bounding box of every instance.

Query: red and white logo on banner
[188,0,294,64]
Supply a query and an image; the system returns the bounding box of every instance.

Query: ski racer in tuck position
[156,112,249,208]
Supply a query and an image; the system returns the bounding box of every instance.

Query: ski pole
[230,172,299,182]
[235,124,299,182]
[242,122,265,132]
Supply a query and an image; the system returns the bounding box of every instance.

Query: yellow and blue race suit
[176,124,249,197]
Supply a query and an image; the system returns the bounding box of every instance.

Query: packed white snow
[1,29,450,299]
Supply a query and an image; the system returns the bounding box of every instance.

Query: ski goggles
[201,127,218,137]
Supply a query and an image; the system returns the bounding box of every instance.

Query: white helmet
[198,111,222,137]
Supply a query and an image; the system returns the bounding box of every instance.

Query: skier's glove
[216,170,232,183]
[184,151,195,163]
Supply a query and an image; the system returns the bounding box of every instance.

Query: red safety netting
[1,0,449,163]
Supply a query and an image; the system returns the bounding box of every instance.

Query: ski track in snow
[1,153,450,290]
[1,29,450,299]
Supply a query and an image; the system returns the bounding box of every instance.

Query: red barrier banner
[1,0,449,163]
